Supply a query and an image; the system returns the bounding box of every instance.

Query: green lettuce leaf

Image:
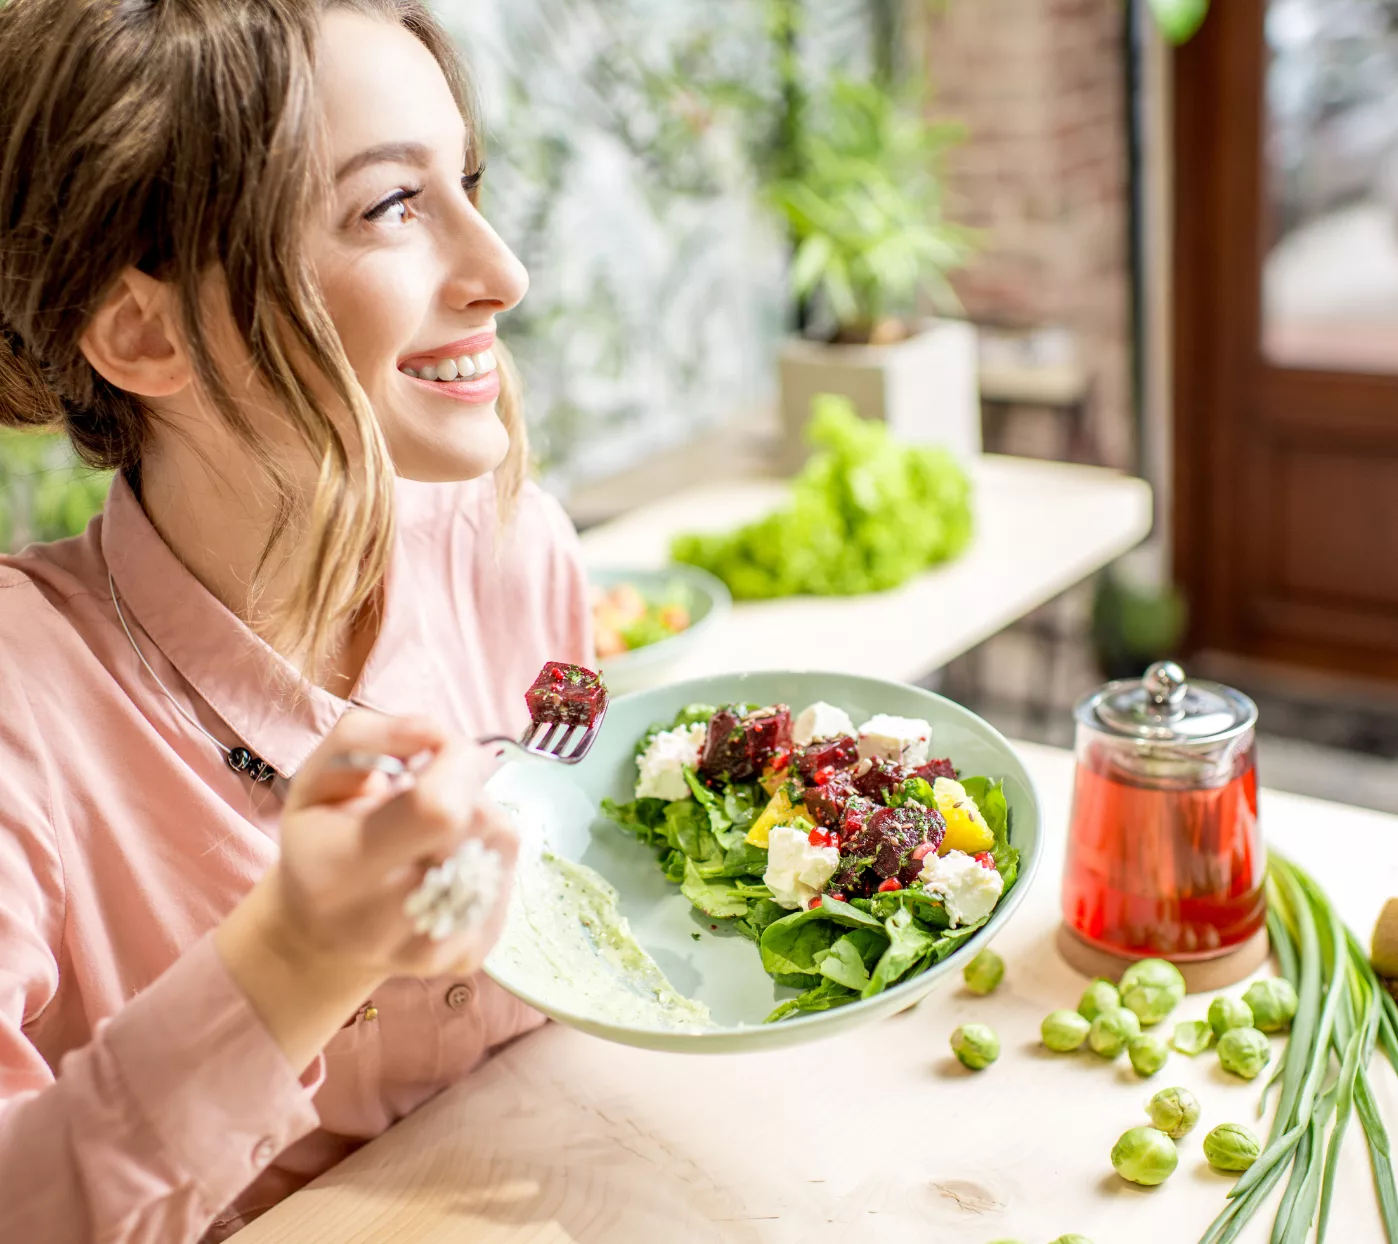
[960,776,1018,891]
[862,906,937,998]
[814,927,886,991]
[759,896,887,980]
[765,977,861,1023]
[671,396,973,600]
[888,775,937,810]
[680,858,750,919]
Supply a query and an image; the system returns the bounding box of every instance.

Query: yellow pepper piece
[746,788,812,846]
[933,777,994,855]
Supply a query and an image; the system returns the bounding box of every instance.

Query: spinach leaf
[664,799,725,869]
[722,783,765,834]
[862,906,936,998]
[814,927,885,991]
[600,796,669,844]
[684,767,732,833]
[736,897,788,942]
[759,898,887,979]
[680,858,749,918]
[661,849,687,884]
[867,886,950,929]
[764,978,860,1023]
[717,839,770,878]
[960,776,1018,891]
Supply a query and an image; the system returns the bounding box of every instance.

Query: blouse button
[445,982,475,1011]
[252,1136,277,1166]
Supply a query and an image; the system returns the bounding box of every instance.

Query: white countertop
[239,743,1398,1244]
[579,454,1154,685]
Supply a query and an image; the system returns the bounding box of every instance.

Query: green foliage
[671,394,972,598]
[764,75,974,333]
[0,431,111,552]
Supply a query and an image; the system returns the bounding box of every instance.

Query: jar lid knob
[1144,660,1188,718]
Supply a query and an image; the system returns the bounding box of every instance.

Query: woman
[0,1,591,1239]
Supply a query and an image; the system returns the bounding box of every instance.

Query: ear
[79,268,190,398]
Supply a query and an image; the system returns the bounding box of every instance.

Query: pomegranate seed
[808,827,832,848]
[812,766,834,786]
[911,842,935,861]
[829,891,847,902]
[828,833,841,852]
[877,878,903,893]
[807,895,823,909]
[975,852,996,870]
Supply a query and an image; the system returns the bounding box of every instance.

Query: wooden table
[239,743,1398,1244]
[579,455,1153,686]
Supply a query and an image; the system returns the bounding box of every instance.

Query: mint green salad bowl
[484,671,1042,1054]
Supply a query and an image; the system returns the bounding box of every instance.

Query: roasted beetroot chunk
[914,757,958,783]
[698,704,793,782]
[525,661,608,727]
[794,734,859,780]
[834,802,946,896]
[803,768,858,829]
[853,758,911,803]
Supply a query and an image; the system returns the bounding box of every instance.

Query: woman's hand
[214,711,518,1071]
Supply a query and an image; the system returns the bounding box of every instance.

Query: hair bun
[0,322,65,431]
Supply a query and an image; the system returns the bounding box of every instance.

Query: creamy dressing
[492,846,715,1032]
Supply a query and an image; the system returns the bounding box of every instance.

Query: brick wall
[918,0,1135,470]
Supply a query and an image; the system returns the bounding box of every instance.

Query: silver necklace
[108,571,278,785]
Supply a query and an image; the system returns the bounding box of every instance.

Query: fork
[336,701,609,780]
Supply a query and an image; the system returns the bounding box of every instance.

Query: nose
[442,200,529,318]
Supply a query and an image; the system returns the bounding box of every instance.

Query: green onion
[1199,854,1398,1243]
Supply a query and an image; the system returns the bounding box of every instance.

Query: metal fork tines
[489,701,608,765]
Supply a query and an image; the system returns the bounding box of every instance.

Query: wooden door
[1173,0,1398,682]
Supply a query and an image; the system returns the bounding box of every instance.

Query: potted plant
[763,74,979,470]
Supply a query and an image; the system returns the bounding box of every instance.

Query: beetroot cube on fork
[524,661,608,728]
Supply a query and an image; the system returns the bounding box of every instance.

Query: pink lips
[402,368,501,405]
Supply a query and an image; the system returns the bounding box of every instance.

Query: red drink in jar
[1062,661,1264,962]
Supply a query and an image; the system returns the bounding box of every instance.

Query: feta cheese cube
[635,723,707,801]
[856,714,932,767]
[793,701,856,746]
[763,824,840,910]
[917,850,1004,927]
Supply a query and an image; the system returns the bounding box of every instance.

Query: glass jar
[1061,661,1264,961]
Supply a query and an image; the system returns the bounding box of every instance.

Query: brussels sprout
[1147,1086,1202,1139]
[950,1022,1000,1070]
[1203,1123,1262,1172]
[1208,995,1254,1037]
[1120,958,1187,1002]
[1089,1007,1141,1058]
[1078,977,1121,1022]
[1244,978,1299,1032]
[1042,1009,1092,1052]
[1217,1026,1271,1079]
[1123,983,1180,1027]
[963,948,1005,996]
[1048,1236,1095,1244]
[1128,1033,1169,1077]
[1172,1019,1213,1055]
[1111,1126,1179,1186]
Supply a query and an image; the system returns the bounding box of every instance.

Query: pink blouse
[0,470,592,1242]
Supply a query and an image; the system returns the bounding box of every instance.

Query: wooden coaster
[1055,923,1272,994]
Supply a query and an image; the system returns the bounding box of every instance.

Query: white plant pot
[776,317,981,471]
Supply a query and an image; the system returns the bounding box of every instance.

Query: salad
[601,698,1020,1022]
[592,580,693,660]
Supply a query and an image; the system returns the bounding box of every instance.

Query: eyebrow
[334,141,434,183]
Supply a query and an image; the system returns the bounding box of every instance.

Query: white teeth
[402,346,498,382]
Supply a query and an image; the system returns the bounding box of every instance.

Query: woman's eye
[364,187,423,224]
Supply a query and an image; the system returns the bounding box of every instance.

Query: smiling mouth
[399,347,497,383]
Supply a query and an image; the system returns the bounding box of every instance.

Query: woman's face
[306,10,528,482]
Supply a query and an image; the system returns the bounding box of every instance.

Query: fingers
[356,734,501,875]
[287,710,446,812]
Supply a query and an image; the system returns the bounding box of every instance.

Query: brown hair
[0,0,528,674]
